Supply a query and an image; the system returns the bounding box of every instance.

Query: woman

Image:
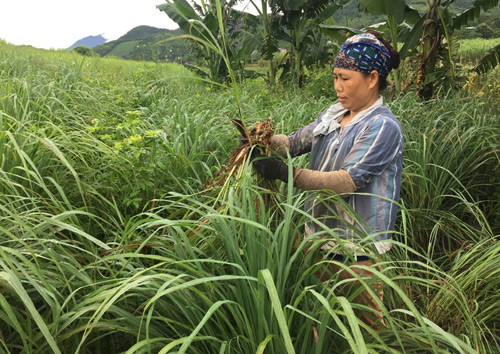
[253,31,403,328]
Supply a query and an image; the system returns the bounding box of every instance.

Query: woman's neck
[350,94,380,118]
[341,95,380,129]
[341,111,352,129]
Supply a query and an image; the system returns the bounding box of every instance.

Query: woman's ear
[369,70,379,90]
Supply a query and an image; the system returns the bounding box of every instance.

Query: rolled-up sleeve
[342,117,403,189]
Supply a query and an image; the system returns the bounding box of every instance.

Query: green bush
[302,63,336,99]
[476,23,496,39]
[72,45,98,57]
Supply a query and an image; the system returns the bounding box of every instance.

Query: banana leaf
[473,43,500,74]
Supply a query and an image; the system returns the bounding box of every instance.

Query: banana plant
[158,0,259,83]
[359,0,499,98]
[360,0,425,93]
[245,0,281,86]
[416,0,499,99]
[361,0,404,93]
[266,0,351,87]
[473,42,500,73]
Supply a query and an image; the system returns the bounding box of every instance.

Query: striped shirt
[288,100,404,253]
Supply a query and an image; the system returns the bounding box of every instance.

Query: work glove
[239,133,249,146]
[252,152,357,194]
[252,152,293,183]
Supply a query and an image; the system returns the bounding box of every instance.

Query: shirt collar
[313,96,384,136]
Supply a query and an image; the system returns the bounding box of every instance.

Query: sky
[0,0,181,49]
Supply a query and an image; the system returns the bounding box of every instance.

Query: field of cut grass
[1,39,500,353]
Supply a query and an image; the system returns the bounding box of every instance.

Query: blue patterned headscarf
[334,33,392,77]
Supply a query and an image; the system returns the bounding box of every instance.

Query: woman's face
[333,67,378,114]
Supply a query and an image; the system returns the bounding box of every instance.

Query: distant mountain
[67,34,107,50]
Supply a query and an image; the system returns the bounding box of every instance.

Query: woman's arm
[293,168,356,194]
[270,134,290,157]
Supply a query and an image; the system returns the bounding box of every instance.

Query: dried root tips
[247,119,273,147]
[206,119,274,188]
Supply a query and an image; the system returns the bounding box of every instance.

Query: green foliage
[361,0,406,23]
[334,0,500,32]
[343,0,500,97]
[267,0,350,87]
[391,91,500,247]
[108,40,142,57]
[472,41,500,74]
[93,26,194,63]
[1,40,500,353]
[72,45,98,57]
[302,62,337,99]
[476,22,496,38]
[464,65,500,105]
[119,25,181,41]
[157,0,260,83]
[452,0,500,29]
[458,37,500,64]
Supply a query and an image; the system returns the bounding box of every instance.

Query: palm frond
[452,0,500,30]
[473,43,500,74]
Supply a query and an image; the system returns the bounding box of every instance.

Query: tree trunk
[268,59,276,87]
[388,16,401,94]
[261,4,276,88]
[290,28,300,87]
[417,0,441,100]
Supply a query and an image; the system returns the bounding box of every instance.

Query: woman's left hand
[252,153,291,182]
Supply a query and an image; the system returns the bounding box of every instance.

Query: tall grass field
[458,38,500,65]
[1,39,500,353]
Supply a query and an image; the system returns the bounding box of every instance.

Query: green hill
[93,25,195,63]
[118,25,176,41]
[108,40,142,58]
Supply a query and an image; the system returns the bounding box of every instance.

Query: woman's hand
[252,152,292,182]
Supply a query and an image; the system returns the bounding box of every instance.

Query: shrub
[302,63,336,99]
[72,45,97,57]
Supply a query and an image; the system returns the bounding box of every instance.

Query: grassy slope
[108,40,142,57]
[1,40,500,353]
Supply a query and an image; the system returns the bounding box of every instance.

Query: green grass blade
[258,269,296,354]
[177,300,233,354]
[0,268,62,354]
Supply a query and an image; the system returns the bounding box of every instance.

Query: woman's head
[334,31,400,92]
